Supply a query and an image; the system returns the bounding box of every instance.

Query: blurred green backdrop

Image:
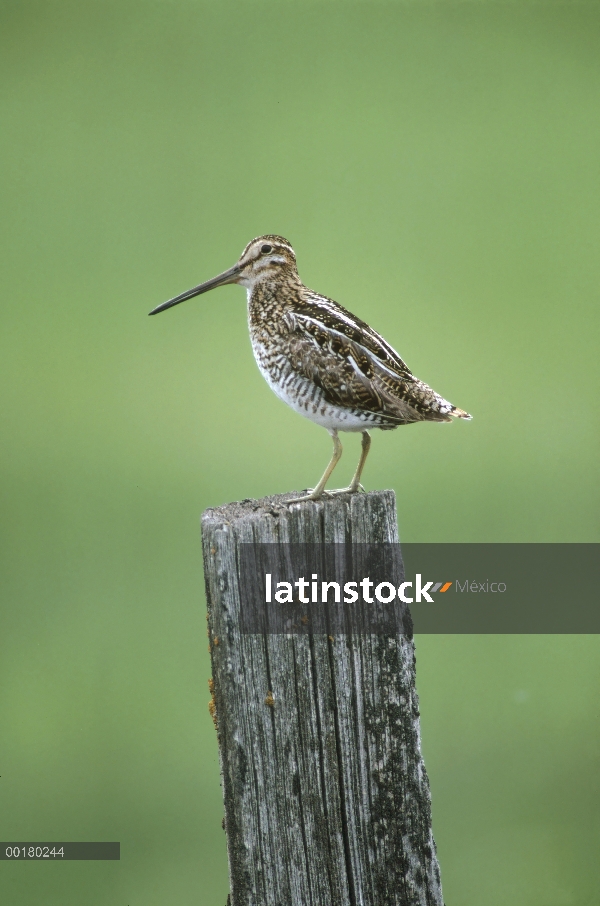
[1,1,599,904]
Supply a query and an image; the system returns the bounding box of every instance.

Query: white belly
[251,338,377,433]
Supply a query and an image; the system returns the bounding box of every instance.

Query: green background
[1,1,598,904]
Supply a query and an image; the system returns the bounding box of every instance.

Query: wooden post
[202,490,444,906]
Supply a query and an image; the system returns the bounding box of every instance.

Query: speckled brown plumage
[150,235,472,500]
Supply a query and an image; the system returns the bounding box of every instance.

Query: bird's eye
[261,244,273,254]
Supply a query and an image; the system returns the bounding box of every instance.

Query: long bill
[148,264,240,315]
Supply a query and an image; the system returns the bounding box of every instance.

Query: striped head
[236,235,298,289]
[148,235,298,315]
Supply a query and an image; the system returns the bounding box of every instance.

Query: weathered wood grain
[202,490,444,906]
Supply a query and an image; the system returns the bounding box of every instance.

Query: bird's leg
[349,430,371,492]
[287,430,343,503]
[326,430,372,496]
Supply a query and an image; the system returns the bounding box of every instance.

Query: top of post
[201,489,399,546]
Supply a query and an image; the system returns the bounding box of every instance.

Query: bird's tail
[451,406,472,420]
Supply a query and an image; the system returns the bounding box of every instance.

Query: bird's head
[148,235,298,315]
[236,236,298,288]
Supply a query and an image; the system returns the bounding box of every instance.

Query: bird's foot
[286,484,365,504]
[323,483,365,497]
[286,488,331,504]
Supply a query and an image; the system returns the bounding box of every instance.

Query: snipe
[149,236,472,502]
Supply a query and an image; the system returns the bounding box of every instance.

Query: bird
[149,235,471,503]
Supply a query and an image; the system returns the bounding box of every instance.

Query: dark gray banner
[237,543,598,634]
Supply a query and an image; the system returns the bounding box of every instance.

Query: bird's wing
[285,305,455,424]
[302,291,416,381]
